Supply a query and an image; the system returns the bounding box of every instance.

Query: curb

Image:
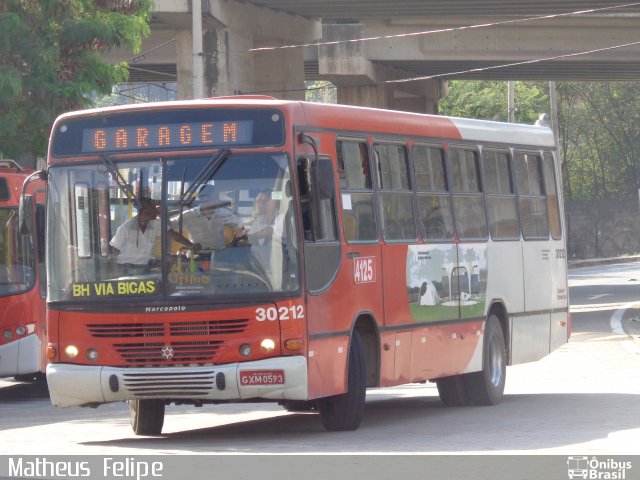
[568,255,640,269]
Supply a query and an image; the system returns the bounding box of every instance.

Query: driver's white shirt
[171,206,237,250]
[110,217,160,265]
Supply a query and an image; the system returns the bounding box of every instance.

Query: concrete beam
[358,19,640,62]
[207,0,322,45]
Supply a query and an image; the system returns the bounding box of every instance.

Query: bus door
[299,135,382,399]
[373,142,421,384]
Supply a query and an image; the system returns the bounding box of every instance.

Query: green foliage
[558,82,640,200]
[305,81,337,104]
[0,0,152,160]
[439,80,549,124]
[439,80,640,201]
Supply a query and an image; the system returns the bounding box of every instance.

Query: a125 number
[255,305,305,321]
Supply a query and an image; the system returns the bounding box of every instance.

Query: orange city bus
[40,97,569,435]
[0,160,46,381]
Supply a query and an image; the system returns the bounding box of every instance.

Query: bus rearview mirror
[19,194,34,235]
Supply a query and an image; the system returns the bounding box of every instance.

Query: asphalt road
[0,261,639,457]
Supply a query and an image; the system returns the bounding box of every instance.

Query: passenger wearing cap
[110,197,194,269]
[171,185,244,252]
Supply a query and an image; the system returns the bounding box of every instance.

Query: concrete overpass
[107,0,640,113]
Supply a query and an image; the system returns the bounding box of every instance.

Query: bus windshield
[47,153,299,303]
[0,207,36,296]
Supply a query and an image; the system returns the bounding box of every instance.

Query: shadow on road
[78,391,640,453]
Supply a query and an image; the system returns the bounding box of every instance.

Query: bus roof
[52,97,556,150]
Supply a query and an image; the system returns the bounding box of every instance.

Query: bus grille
[122,370,216,398]
[87,319,249,338]
[86,319,249,365]
[114,341,223,365]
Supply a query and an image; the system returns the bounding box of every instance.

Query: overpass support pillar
[318,24,445,113]
[175,1,319,100]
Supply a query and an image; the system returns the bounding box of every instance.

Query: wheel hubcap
[488,334,504,387]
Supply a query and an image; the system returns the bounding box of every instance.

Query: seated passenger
[171,185,245,255]
[246,190,285,269]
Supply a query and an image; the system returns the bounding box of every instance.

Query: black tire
[129,399,165,436]
[280,400,318,412]
[436,374,470,406]
[464,314,506,405]
[14,372,46,383]
[318,330,366,431]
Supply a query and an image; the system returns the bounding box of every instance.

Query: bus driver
[110,197,194,274]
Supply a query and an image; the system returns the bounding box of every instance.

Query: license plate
[239,369,285,386]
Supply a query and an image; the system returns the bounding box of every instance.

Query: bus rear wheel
[129,399,165,436]
[464,314,506,405]
[318,330,366,431]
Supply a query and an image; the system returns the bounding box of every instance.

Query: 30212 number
[255,305,305,322]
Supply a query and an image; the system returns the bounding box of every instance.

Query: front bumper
[46,356,308,407]
[0,334,40,377]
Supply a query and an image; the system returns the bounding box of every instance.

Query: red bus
[41,97,569,435]
[0,160,46,381]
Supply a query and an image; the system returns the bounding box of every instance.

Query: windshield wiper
[99,154,139,206]
[175,148,231,234]
[181,148,231,205]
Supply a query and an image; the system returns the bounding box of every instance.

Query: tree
[438,80,549,125]
[558,82,640,200]
[0,0,153,162]
[305,81,337,104]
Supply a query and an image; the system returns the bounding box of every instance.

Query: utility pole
[508,81,515,123]
[549,81,560,152]
[192,0,204,99]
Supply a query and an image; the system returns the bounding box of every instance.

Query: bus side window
[515,152,549,239]
[374,142,416,242]
[449,148,488,239]
[543,152,562,240]
[297,156,338,242]
[337,139,377,242]
[483,150,520,239]
[413,144,454,241]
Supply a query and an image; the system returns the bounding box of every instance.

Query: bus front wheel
[436,375,470,406]
[129,399,165,436]
[464,314,506,405]
[318,330,366,431]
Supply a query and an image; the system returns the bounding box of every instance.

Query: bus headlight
[15,326,26,336]
[2,330,12,340]
[239,343,252,357]
[260,338,276,353]
[64,345,79,359]
[86,349,99,361]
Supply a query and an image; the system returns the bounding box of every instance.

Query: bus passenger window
[449,148,488,239]
[483,150,519,239]
[515,152,549,239]
[414,145,453,241]
[374,142,416,242]
[337,140,377,242]
[416,195,453,240]
[543,152,562,240]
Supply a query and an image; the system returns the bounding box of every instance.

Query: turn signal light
[46,344,57,360]
[284,338,304,352]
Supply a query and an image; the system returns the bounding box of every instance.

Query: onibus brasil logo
[567,457,633,479]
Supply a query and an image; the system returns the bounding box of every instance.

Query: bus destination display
[81,120,253,153]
